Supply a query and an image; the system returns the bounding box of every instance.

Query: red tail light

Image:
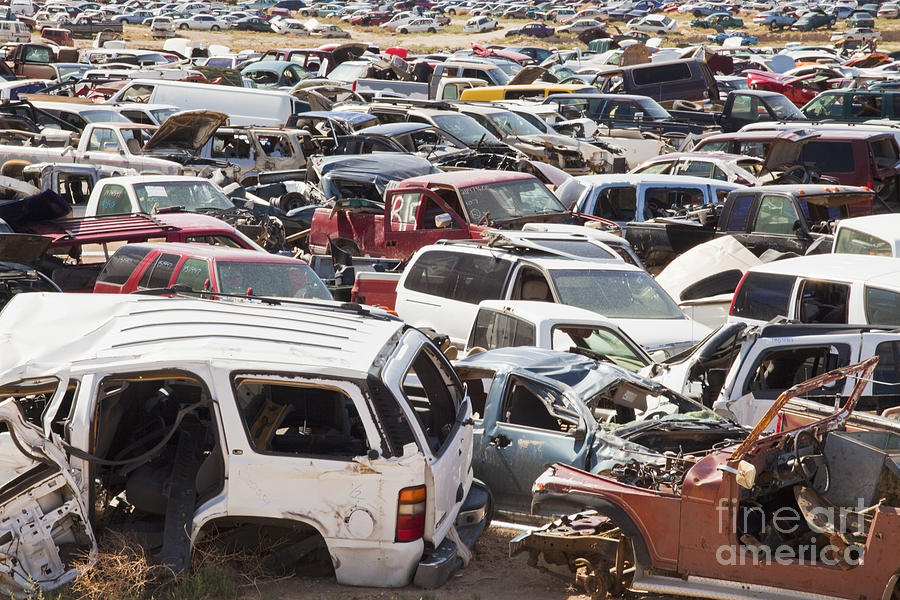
[729,271,750,316]
[396,485,426,542]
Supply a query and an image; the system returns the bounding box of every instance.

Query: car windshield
[551,324,650,372]
[432,113,502,145]
[134,180,234,212]
[550,269,685,319]
[82,110,131,123]
[484,110,544,136]
[634,97,673,119]
[216,260,332,298]
[767,94,807,119]
[57,65,90,81]
[459,177,565,222]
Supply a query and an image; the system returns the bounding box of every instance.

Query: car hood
[142,109,228,152]
[610,316,711,356]
[0,233,51,266]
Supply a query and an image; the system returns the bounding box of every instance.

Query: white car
[271,17,310,34]
[877,2,899,17]
[625,14,676,35]
[463,15,498,32]
[396,16,444,33]
[557,17,603,33]
[173,13,226,29]
[380,10,415,30]
[150,16,176,37]
[630,151,762,185]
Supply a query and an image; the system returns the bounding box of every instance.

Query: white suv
[0,293,488,594]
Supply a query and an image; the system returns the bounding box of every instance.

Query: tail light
[396,485,426,542]
[729,271,750,316]
[351,79,357,91]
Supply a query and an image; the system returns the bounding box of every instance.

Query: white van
[0,20,31,43]
[727,254,900,328]
[107,79,304,127]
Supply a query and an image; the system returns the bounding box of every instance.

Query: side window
[95,184,131,215]
[96,245,152,286]
[211,133,251,159]
[873,341,900,397]
[593,186,636,221]
[730,94,756,120]
[511,266,553,302]
[403,250,511,304]
[173,257,210,292]
[725,195,754,231]
[865,286,900,326]
[139,252,180,289]
[233,377,368,458]
[469,310,536,350]
[87,127,117,152]
[630,62,691,86]
[0,377,65,428]
[119,84,155,103]
[730,272,797,321]
[745,345,850,399]
[643,187,704,219]
[500,377,576,432]
[754,194,799,235]
[740,142,768,158]
[871,137,899,168]
[849,93,882,118]
[388,191,422,231]
[796,280,850,324]
[257,134,293,158]
[401,346,462,455]
[678,160,714,179]
[121,110,153,125]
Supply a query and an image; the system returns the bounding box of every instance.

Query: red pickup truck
[307,170,572,259]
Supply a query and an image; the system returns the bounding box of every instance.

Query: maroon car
[505,21,555,37]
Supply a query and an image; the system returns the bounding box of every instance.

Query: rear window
[216,261,331,299]
[403,250,512,304]
[835,227,892,256]
[469,310,535,350]
[631,62,692,86]
[730,272,797,321]
[799,141,855,173]
[96,246,151,286]
[865,286,900,326]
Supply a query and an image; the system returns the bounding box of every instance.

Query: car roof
[122,241,300,262]
[747,254,900,284]
[0,293,403,379]
[572,173,744,187]
[401,169,535,187]
[836,213,900,240]
[359,121,432,136]
[477,299,620,325]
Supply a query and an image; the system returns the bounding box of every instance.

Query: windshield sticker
[144,186,168,197]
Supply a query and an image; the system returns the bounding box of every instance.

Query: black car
[274,0,306,7]
[233,16,272,31]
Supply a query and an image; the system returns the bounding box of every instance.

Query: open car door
[0,398,96,596]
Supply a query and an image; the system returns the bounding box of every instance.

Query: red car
[745,69,844,107]
[513,357,900,600]
[93,241,332,299]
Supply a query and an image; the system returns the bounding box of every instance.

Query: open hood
[331,42,368,65]
[508,65,559,85]
[762,128,821,172]
[142,110,228,153]
[0,233,51,266]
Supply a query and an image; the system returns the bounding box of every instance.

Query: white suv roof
[746,254,900,288]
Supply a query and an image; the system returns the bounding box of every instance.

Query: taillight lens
[396,485,426,542]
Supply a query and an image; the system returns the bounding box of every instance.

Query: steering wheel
[779,165,811,184]
[793,429,830,494]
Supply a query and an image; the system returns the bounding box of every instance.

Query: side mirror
[434,212,453,229]
[635,111,644,123]
[569,418,587,440]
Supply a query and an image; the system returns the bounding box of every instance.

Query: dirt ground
[62,12,900,54]
[241,524,592,600]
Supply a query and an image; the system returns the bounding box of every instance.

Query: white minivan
[0,20,31,43]
[108,79,305,126]
[727,254,900,328]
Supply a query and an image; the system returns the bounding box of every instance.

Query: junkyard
[4,1,900,599]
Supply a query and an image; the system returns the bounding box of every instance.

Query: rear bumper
[413,480,491,589]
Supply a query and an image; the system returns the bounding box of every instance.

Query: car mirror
[569,418,587,440]
[434,212,453,228]
[635,111,644,122]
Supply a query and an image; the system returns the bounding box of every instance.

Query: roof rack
[437,229,622,263]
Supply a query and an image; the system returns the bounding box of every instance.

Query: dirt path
[240,525,591,600]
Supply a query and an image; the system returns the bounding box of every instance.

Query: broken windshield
[550,269,684,319]
[216,261,332,299]
[459,178,566,222]
[134,181,233,213]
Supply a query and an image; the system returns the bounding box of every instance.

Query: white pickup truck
[0,293,489,594]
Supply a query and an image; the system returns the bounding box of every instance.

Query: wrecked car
[0,232,60,309]
[512,358,898,600]
[454,347,747,516]
[0,293,490,594]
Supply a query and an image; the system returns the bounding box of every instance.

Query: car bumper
[413,480,491,589]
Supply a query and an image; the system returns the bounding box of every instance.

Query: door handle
[489,434,511,448]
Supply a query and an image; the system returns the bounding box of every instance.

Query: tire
[447,8,455,15]
[428,27,435,32]
[693,10,702,17]
[179,23,188,29]
[399,27,407,33]
[211,24,219,30]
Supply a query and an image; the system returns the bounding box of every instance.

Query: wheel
[428,27,435,32]
[447,8,455,15]
[179,23,188,29]
[211,24,219,30]
[693,10,702,16]
[399,27,407,33]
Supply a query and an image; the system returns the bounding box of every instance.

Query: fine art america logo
[715,497,867,566]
